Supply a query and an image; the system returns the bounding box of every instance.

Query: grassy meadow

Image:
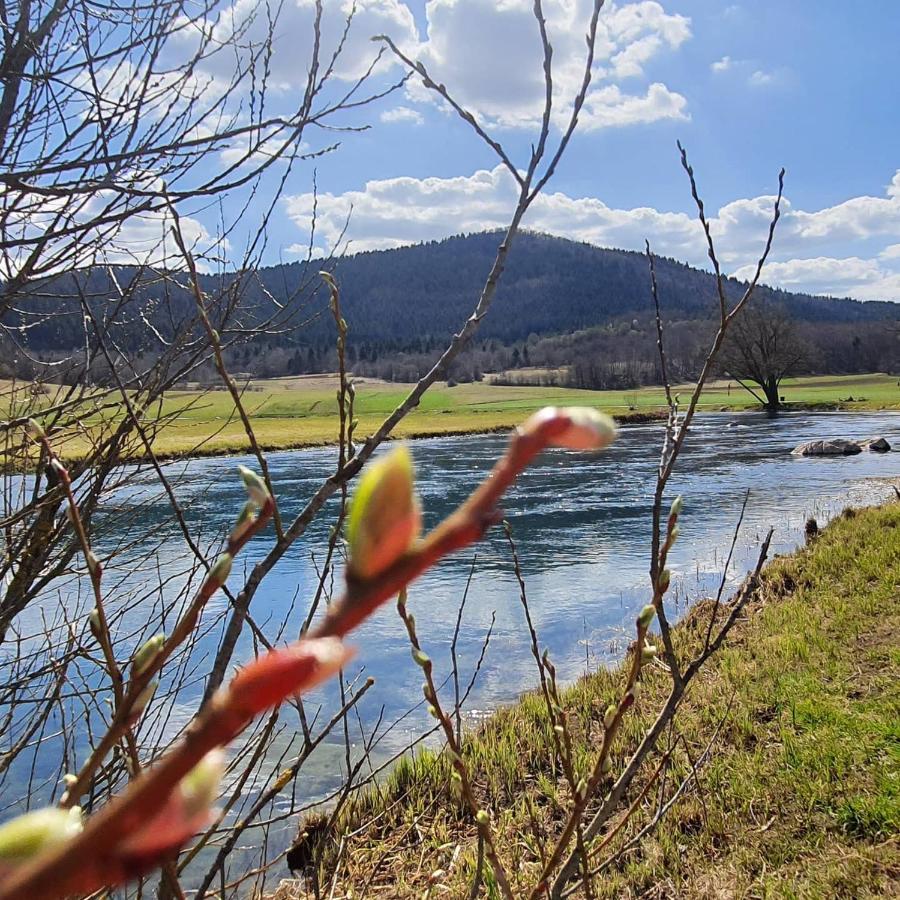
[275,498,900,898]
[5,372,899,463]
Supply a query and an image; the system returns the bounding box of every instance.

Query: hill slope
[5,231,898,381]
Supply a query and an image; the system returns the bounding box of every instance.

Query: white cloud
[285,167,525,253]
[380,106,425,126]
[709,58,789,90]
[581,82,687,128]
[284,165,900,301]
[888,171,900,200]
[406,0,691,131]
[202,0,419,88]
[183,1,691,139]
[733,256,879,292]
[99,208,220,269]
[285,164,705,258]
[0,186,219,278]
[748,69,776,87]
[732,257,900,302]
[611,34,663,78]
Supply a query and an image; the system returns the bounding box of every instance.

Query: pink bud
[522,407,617,451]
[230,637,353,717]
[115,751,224,866]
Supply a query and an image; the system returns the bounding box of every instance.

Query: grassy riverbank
[7,372,900,462]
[275,498,900,898]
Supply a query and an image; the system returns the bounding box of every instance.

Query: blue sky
[182,0,900,301]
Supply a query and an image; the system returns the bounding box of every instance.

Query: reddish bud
[116,751,223,867]
[230,637,352,717]
[522,407,617,451]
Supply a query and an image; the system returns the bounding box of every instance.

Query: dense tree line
[3,231,898,385]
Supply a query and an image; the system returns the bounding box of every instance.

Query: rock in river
[792,439,862,457]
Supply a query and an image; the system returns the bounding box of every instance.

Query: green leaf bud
[179,750,224,818]
[0,806,82,865]
[637,604,656,629]
[346,446,421,580]
[129,680,158,723]
[230,501,256,543]
[85,550,101,577]
[603,705,617,730]
[658,568,671,592]
[132,633,165,678]
[238,465,270,508]
[208,552,233,585]
[25,419,45,440]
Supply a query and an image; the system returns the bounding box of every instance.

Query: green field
[6,372,900,462]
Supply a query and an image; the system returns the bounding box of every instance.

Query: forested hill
[267,231,896,343]
[6,231,898,382]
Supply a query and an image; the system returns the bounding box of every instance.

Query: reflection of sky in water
[3,412,900,869]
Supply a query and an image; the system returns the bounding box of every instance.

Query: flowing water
[4,411,900,882]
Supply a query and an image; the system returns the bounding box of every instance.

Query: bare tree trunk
[762,377,781,411]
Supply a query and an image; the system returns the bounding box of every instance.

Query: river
[3,410,900,884]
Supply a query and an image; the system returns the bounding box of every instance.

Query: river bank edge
[1,408,669,473]
[272,493,900,898]
[10,400,900,473]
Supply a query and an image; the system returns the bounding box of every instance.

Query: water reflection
[5,412,900,830]
[98,413,900,731]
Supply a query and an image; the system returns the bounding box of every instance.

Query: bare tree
[719,300,809,410]
[0,0,403,296]
[0,0,400,637]
[0,2,795,898]
[0,1,618,897]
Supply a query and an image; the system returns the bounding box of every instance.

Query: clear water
[3,411,899,884]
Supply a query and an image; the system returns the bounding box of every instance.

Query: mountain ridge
[4,230,897,383]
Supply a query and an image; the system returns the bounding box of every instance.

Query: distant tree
[720,301,809,410]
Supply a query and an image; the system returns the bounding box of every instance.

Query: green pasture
[4,373,899,462]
